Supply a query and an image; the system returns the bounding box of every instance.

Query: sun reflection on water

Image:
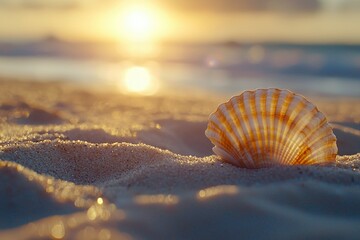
[121,66,159,95]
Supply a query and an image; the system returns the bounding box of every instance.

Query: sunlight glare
[122,66,158,95]
[122,6,155,41]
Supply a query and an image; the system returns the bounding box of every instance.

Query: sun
[104,3,170,44]
[122,6,156,41]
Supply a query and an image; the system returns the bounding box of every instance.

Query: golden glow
[134,194,179,205]
[97,197,104,205]
[197,185,239,201]
[98,229,112,240]
[2,5,360,44]
[124,67,151,92]
[122,66,159,95]
[86,204,114,221]
[51,221,65,239]
[87,206,97,220]
[121,5,156,41]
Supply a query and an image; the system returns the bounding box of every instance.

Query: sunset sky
[0,0,359,43]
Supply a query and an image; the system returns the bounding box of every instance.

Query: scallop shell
[205,89,337,168]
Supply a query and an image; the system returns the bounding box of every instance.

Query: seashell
[205,89,337,168]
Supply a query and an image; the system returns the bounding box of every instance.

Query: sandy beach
[0,79,359,239]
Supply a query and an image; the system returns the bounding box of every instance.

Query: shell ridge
[273,91,296,164]
[281,104,319,164]
[206,124,243,161]
[230,97,255,168]
[267,89,281,163]
[207,101,250,163]
[296,132,337,164]
[213,109,242,156]
[277,98,308,164]
[212,146,241,167]
[234,93,257,167]
[206,123,240,159]
[244,91,262,167]
[272,90,289,164]
[255,90,268,164]
[264,89,276,163]
[285,111,327,163]
[219,103,252,163]
[292,124,336,164]
[275,94,305,162]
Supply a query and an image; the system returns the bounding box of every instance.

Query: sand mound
[0,140,174,184]
[0,162,76,229]
[0,160,100,229]
[1,139,359,194]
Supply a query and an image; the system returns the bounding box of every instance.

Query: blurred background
[0,0,360,96]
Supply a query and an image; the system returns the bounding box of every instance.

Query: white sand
[0,80,360,239]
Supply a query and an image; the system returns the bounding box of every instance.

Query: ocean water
[0,42,359,97]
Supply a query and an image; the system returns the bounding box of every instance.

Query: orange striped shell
[205,89,337,168]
